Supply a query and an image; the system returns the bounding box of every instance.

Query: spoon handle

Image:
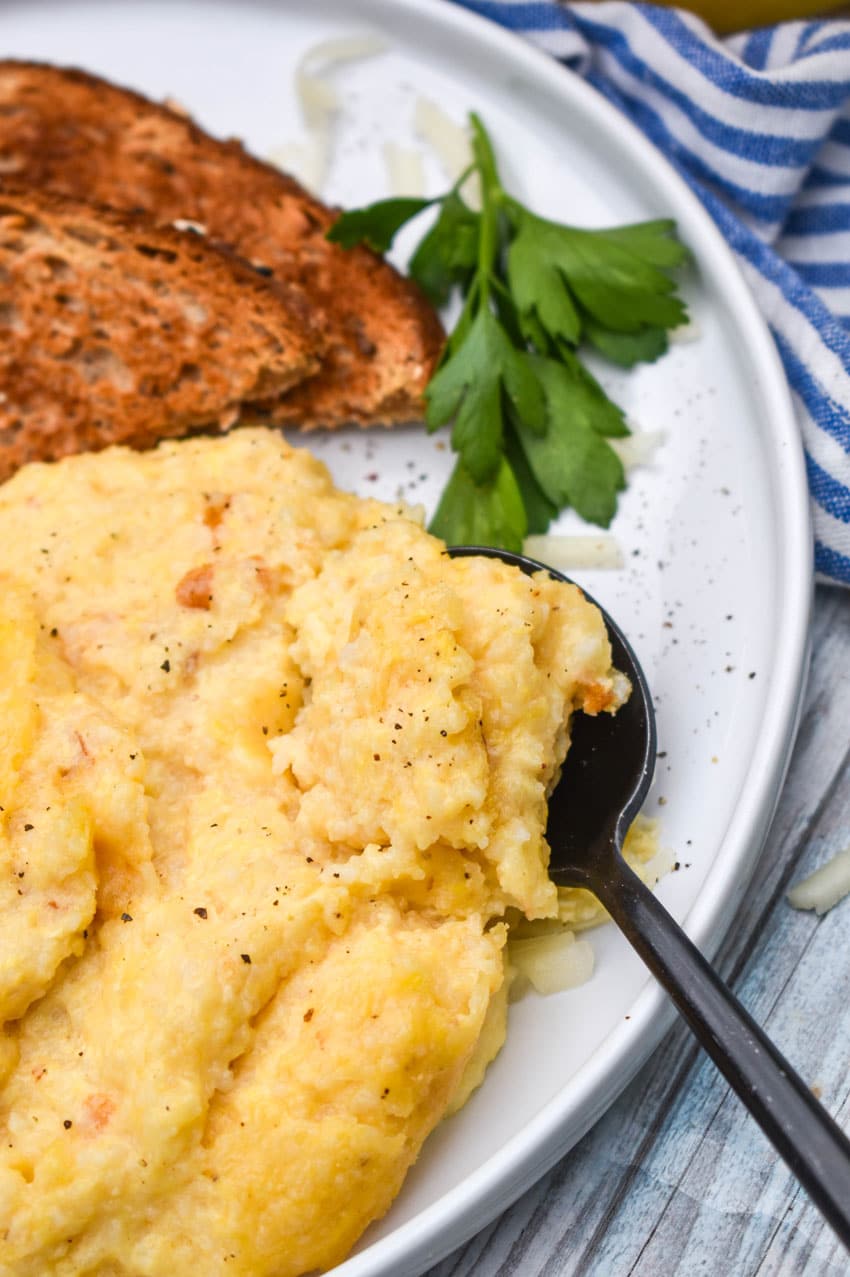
[594,853,850,1247]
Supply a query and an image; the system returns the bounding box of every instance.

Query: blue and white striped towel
[452,1,850,586]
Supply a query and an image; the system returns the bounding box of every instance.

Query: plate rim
[321,0,813,1273]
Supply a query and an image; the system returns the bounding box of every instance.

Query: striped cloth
[451,1,850,586]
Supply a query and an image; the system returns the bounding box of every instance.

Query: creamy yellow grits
[0,428,624,1276]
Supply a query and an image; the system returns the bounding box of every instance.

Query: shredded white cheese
[788,847,850,916]
[635,841,675,891]
[270,44,481,209]
[523,533,623,572]
[267,137,325,193]
[669,318,702,345]
[509,931,595,997]
[611,429,665,471]
[383,141,426,198]
[268,33,387,194]
[413,96,480,208]
[297,35,386,125]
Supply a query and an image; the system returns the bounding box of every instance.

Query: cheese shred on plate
[788,846,850,916]
[268,34,387,193]
[0,428,628,1277]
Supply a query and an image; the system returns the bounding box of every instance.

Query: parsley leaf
[507,207,688,347]
[600,219,691,269]
[409,192,480,306]
[327,112,689,550]
[555,347,629,439]
[328,196,433,253]
[504,427,558,535]
[583,320,670,368]
[512,357,626,528]
[506,220,581,349]
[425,308,545,483]
[429,456,527,552]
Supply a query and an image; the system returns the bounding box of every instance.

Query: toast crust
[0,59,445,428]
[0,186,319,478]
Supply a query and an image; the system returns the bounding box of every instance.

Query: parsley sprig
[328,113,689,551]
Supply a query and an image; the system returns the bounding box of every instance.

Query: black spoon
[450,544,850,1248]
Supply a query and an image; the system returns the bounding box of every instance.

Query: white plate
[3,1,812,1273]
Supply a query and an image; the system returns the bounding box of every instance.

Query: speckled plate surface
[2,0,813,1273]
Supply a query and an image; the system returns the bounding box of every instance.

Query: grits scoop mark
[0,429,624,1276]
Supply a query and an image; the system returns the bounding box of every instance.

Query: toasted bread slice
[0,186,320,479]
[0,60,444,428]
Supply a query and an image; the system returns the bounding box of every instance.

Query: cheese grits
[0,428,626,1276]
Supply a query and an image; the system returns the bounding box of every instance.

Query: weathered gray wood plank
[428,587,850,1277]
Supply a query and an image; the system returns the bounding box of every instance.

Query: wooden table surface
[427,585,850,1277]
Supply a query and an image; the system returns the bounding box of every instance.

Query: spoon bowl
[449,543,850,1251]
